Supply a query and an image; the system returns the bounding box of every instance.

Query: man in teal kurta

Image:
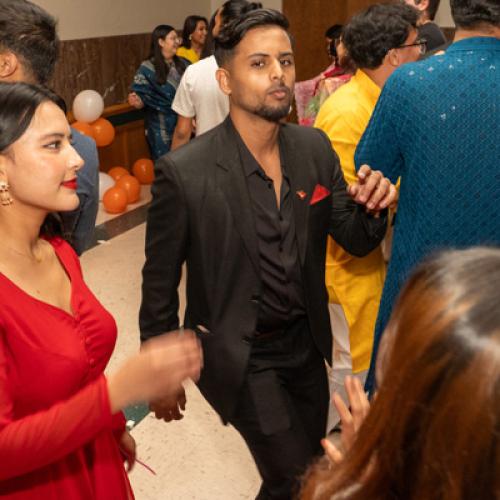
[355,0,500,392]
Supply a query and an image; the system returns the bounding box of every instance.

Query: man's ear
[418,0,430,13]
[216,67,232,96]
[0,51,20,81]
[385,48,400,68]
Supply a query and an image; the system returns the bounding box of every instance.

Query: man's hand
[150,386,187,422]
[348,165,397,212]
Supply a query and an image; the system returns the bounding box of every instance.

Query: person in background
[314,3,420,433]
[140,9,397,499]
[0,0,98,255]
[171,0,262,150]
[0,81,202,499]
[404,0,447,51]
[356,0,500,395]
[128,25,190,160]
[294,25,351,126]
[177,15,208,63]
[301,247,500,500]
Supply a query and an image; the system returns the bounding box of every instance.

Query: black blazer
[140,118,387,422]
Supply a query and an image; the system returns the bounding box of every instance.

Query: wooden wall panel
[51,33,151,109]
[97,104,151,172]
[283,0,379,81]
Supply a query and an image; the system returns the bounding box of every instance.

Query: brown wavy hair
[302,247,500,500]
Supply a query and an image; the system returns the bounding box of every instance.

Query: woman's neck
[0,207,46,261]
[190,41,202,55]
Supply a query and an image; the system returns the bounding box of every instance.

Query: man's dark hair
[201,0,263,59]
[0,0,59,85]
[451,0,500,29]
[325,24,343,40]
[342,4,419,70]
[215,8,290,67]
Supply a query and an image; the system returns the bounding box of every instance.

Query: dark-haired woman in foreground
[0,82,201,499]
[302,247,500,500]
[128,25,190,159]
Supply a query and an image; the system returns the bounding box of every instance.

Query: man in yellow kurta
[314,3,421,430]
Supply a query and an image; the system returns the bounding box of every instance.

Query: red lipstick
[62,178,77,190]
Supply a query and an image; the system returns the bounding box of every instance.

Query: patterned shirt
[355,37,500,391]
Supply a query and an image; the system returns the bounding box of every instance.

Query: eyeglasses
[395,38,427,55]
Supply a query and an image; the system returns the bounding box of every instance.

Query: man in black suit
[140,9,397,499]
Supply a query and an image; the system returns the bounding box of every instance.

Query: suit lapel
[215,118,260,276]
[280,126,311,266]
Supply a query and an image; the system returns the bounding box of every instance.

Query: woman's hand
[119,431,136,472]
[127,92,144,109]
[107,329,203,413]
[321,376,370,464]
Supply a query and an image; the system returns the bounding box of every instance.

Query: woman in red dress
[0,82,202,499]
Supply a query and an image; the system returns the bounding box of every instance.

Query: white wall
[435,0,454,27]
[34,0,212,40]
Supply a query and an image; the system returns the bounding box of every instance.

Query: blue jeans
[60,129,99,255]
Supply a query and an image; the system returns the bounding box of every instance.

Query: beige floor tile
[80,223,261,499]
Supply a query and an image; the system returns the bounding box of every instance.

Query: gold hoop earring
[0,181,13,206]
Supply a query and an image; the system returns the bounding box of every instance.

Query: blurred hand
[119,431,136,472]
[127,92,144,109]
[321,376,370,464]
[150,386,187,422]
[108,330,202,413]
[348,165,397,213]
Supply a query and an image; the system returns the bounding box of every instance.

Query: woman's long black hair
[149,25,188,85]
[180,15,208,49]
[0,81,67,238]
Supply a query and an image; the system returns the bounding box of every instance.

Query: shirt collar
[447,36,500,53]
[353,69,382,108]
[231,119,287,178]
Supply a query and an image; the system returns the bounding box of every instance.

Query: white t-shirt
[172,55,230,136]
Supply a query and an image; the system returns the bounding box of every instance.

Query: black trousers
[230,318,329,500]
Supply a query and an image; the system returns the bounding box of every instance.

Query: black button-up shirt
[237,136,306,334]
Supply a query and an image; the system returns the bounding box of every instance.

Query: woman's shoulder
[44,237,82,275]
[176,46,198,63]
[139,59,155,72]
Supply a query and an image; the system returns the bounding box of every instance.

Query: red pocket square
[310,184,331,205]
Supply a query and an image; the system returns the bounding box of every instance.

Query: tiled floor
[80,211,261,499]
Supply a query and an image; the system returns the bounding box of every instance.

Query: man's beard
[253,87,292,123]
[254,101,291,122]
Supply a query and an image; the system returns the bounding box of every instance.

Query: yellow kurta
[176,46,199,63]
[314,70,386,372]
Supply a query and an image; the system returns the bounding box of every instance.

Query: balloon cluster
[71,90,115,147]
[99,159,155,214]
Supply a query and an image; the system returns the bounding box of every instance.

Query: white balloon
[73,90,104,123]
[98,172,115,201]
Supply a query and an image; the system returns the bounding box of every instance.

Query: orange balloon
[116,174,141,204]
[72,121,95,138]
[132,158,155,184]
[102,186,128,214]
[91,118,115,147]
[108,166,129,181]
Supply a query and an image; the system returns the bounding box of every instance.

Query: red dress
[0,238,134,499]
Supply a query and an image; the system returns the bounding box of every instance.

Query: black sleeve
[318,130,388,257]
[139,156,188,341]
